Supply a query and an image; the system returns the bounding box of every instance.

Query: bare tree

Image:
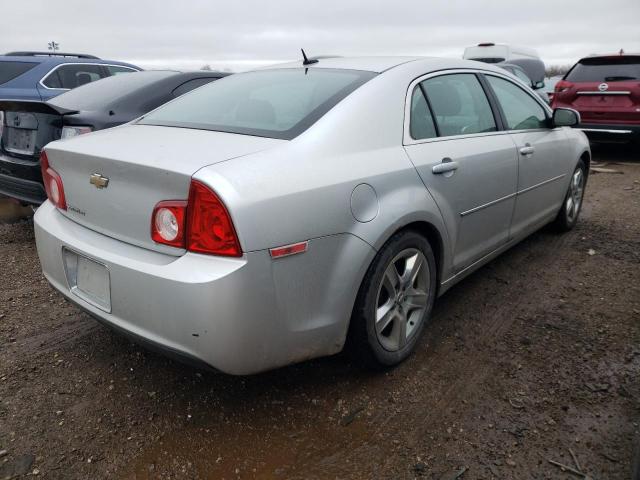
[201,64,212,71]
[545,64,571,77]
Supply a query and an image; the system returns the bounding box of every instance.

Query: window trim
[480,72,554,132]
[39,63,140,91]
[404,69,555,146]
[403,69,506,146]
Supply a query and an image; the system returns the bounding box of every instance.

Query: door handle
[519,145,535,156]
[432,158,459,174]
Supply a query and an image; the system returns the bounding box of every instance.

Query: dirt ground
[1,145,639,480]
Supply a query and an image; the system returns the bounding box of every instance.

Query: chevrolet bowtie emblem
[89,173,109,189]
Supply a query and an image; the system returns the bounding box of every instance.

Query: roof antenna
[301,49,318,66]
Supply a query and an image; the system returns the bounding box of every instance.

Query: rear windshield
[566,57,640,82]
[138,68,377,140]
[0,61,38,85]
[49,71,177,111]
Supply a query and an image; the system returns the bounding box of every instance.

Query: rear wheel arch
[394,221,443,289]
[580,150,591,175]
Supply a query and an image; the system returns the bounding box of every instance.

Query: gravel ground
[0,145,639,479]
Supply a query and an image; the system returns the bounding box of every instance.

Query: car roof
[263,56,503,74]
[580,53,640,61]
[0,54,137,67]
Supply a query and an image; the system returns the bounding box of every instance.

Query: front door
[484,74,571,237]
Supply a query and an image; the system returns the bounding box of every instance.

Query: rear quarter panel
[194,65,452,279]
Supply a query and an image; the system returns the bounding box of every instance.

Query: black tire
[552,159,587,232]
[348,230,437,369]
[633,438,640,480]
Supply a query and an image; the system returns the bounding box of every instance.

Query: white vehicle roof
[463,43,540,62]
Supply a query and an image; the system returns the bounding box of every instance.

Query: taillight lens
[151,201,187,248]
[187,180,241,257]
[40,150,67,210]
[554,80,573,93]
[151,180,242,257]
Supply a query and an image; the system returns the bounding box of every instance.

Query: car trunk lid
[44,124,284,255]
[0,100,75,161]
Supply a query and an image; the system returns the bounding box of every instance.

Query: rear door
[483,73,571,236]
[556,56,640,126]
[37,63,110,99]
[403,71,518,273]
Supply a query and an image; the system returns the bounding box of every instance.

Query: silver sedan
[34,57,590,374]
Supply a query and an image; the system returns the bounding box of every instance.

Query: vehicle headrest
[427,81,462,116]
[236,98,276,125]
[76,73,92,87]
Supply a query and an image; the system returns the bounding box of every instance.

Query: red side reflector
[269,241,308,259]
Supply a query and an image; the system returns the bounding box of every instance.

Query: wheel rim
[566,168,584,223]
[375,248,430,352]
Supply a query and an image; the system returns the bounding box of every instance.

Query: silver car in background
[34,57,590,374]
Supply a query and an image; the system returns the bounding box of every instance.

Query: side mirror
[553,108,581,127]
[533,81,545,90]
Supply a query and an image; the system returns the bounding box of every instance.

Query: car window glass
[172,77,219,97]
[422,74,496,137]
[513,68,531,85]
[486,75,547,130]
[106,65,137,76]
[566,58,640,82]
[139,68,376,140]
[42,64,107,89]
[0,61,38,85]
[409,86,437,140]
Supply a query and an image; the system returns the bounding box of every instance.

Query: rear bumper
[34,202,373,374]
[578,124,640,141]
[0,153,45,204]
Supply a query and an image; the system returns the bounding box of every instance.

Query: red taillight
[40,150,67,210]
[186,180,241,257]
[151,180,241,257]
[554,80,573,93]
[151,200,187,248]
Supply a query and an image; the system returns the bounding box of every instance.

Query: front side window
[42,64,107,89]
[409,86,437,140]
[421,74,497,137]
[486,75,547,130]
[139,68,376,140]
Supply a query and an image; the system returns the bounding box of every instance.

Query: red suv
[552,53,640,143]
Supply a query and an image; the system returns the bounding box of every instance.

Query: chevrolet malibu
[34,57,590,375]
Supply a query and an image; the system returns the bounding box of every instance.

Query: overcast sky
[5,0,640,72]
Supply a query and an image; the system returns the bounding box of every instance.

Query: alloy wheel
[375,248,430,352]
[565,168,585,223]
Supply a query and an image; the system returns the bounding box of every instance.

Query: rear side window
[566,57,640,82]
[422,74,497,137]
[42,64,108,89]
[409,86,437,140]
[139,68,376,140]
[486,75,547,130]
[106,65,137,76]
[0,61,38,85]
[172,77,218,98]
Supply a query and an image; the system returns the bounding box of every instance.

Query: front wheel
[553,159,587,231]
[348,230,437,368]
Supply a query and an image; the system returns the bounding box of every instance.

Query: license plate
[5,127,37,155]
[63,249,111,312]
